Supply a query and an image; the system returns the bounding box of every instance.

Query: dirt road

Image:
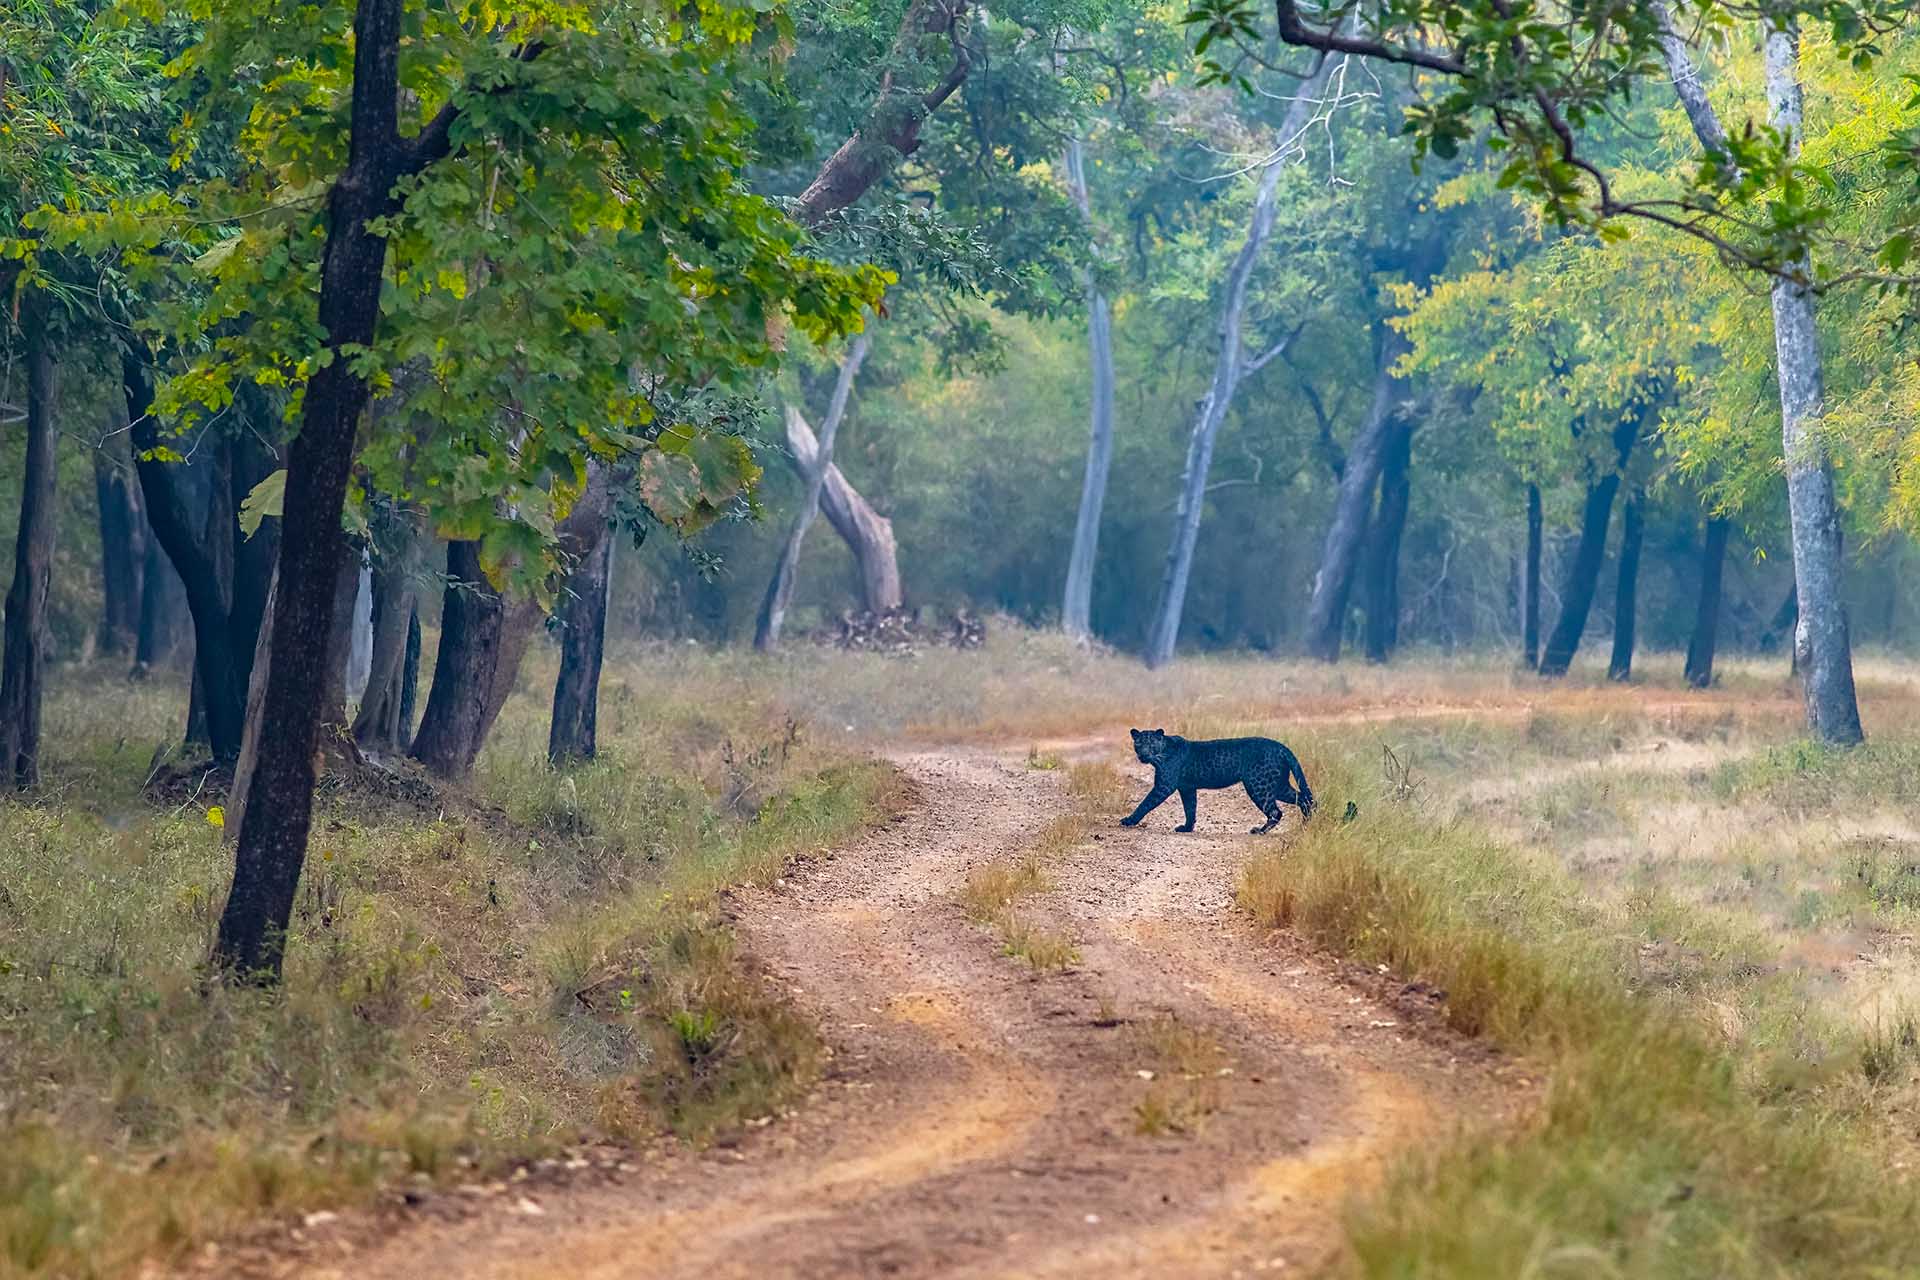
[305,742,1512,1279]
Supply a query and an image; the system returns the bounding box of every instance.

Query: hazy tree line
[5,0,1920,979]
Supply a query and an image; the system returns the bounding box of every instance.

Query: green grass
[0,659,906,1279]
[1241,738,1920,1278]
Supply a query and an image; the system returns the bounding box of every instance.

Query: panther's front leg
[1121,779,1173,827]
[1176,787,1197,832]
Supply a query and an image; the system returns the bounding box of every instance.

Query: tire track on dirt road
[302,743,1516,1279]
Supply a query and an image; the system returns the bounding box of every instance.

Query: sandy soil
[259,741,1519,1279]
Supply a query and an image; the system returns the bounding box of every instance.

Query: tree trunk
[783,407,901,614]
[1763,25,1863,745]
[756,332,874,650]
[410,541,507,777]
[413,468,618,778]
[0,309,59,787]
[791,0,973,227]
[1608,492,1644,681]
[1144,62,1326,668]
[398,606,421,740]
[353,510,426,752]
[94,431,145,659]
[549,531,613,765]
[1061,137,1116,640]
[122,353,251,760]
[1304,323,1408,663]
[1685,516,1730,688]
[1539,475,1621,677]
[347,562,373,706]
[320,549,363,739]
[1363,416,1413,663]
[1657,9,1861,741]
[215,0,412,981]
[1522,483,1542,670]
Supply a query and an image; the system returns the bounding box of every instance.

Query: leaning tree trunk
[1685,515,1730,688]
[399,607,421,738]
[549,531,613,765]
[1763,25,1863,744]
[784,407,901,614]
[1522,483,1543,670]
[227,565,278,844]
[1304,324,1409,663]
[1061,136,1116,640]
[215,0,417,981]
[756,332,874,650]
[1538,474,1622,677]
[93,430,145,659]
[1363,416,1413,664]
[1144,62,1327,668]
[1608,492,1645,681]
[0,309,59,787]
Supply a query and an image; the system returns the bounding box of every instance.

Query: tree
[59,0,883,979]
[549,533,615,765]
[1144,54,1332,667]
[1061,136,1117,641]
[0,303,59,786]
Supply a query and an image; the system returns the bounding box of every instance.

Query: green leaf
[239,469,287,539]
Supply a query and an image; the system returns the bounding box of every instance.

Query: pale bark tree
[1061,136,1115,640]
[1654,7,1861,741]
[1144,57,1329,668]
[784,406,901,614]
[755,331,874,650]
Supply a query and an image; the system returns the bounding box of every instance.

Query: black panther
[1121,728,1315,835]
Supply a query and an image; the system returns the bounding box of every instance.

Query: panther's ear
[1129,728,1142,740]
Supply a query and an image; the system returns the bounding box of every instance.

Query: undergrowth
[0,659,905,1279]
[1244,738,1920,1278]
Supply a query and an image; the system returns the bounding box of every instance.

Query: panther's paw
[1119,817,1140,828]
[1175,823,1195,833]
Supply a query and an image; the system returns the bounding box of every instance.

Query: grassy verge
[1244,739,1920,1278]
[0,662,907,1279]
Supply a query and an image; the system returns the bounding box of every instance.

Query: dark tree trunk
[1539,411,1641,678]
[1522,484,1542,670]
[398,605,421,740]
[1685,516,1730,688]
[1304,323,1409,663]
[412,470,616,778]
[1538,475,1621,677]
[185,668,209,749]
[227,565,277,844]
[1763,581,1798,661]
[122,353,251,760]
[549,531,613,765]
[0,310,59,786]
[215,0,414,981]
[1363,417,1413,663]
[410,541,511,778]
[321,549,363,740]
[1608,493,1644,681]
[93,432,145,659]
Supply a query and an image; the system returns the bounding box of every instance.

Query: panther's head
[1129,727,1171,765]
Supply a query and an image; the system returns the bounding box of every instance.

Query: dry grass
[0,654,905,1279]
[1128,1015,1228,1136]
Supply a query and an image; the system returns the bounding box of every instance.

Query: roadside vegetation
[0,656,904,1279]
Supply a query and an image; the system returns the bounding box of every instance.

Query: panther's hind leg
[1251,803,1282,836]
[1246,780,1283,834]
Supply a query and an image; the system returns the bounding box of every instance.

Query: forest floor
[14,633,1920,1278]
[248,737,1521,1280]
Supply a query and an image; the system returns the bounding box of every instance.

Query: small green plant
[668,1009,726,1061]
[1026,745,1064,770]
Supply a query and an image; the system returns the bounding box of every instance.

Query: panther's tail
[1291,756,1316,820]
